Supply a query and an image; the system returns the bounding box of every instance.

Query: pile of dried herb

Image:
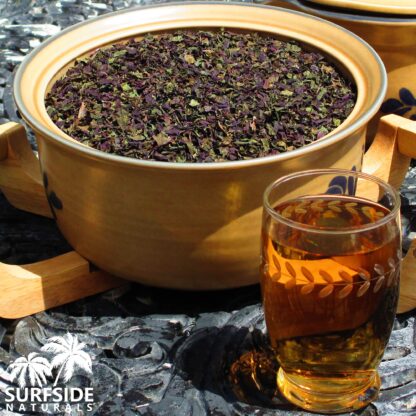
[46,29,356,163]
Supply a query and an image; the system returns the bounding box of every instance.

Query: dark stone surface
[0,2,415,415]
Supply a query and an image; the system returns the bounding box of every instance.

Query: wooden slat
[0,251,125,319]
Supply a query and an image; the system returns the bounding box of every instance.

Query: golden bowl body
[13,3,386,289]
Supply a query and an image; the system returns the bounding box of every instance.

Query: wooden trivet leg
[398,239,416,314]
[0,251,125,319]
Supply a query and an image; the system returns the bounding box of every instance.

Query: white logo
[2,333,94,413]
[8,352,52,388]
[41,333,92,387]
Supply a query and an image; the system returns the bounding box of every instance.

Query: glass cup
[260,169,401,414]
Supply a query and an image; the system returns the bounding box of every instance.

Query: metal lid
[309,0,416,15]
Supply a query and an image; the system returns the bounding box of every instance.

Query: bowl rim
[14,1,387,171]
[292,0,416,23]
[308,0,416,17]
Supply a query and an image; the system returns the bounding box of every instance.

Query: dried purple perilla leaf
[45,29,356,163]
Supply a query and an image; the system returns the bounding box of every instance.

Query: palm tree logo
[8,353,52,388]
[41,333,92,386]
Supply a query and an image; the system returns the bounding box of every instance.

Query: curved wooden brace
[0,122,52,218]
[363,114,416,189]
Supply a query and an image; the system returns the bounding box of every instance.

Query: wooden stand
[0,123,124,319]
[0,117,415,318]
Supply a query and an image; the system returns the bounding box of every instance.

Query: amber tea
[261,170,401,414]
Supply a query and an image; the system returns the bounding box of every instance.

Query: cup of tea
[261,169,401,413]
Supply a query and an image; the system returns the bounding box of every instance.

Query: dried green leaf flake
[189,99,200,107]
[121,82,132,92]
[184,54,196,64]
[154,132,171,146]
[281,90,293,97]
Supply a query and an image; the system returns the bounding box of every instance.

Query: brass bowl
[13,2,386,289]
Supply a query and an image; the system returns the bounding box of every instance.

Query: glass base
[277,368,380,414]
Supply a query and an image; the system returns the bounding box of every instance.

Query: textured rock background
[0,1,415,415]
